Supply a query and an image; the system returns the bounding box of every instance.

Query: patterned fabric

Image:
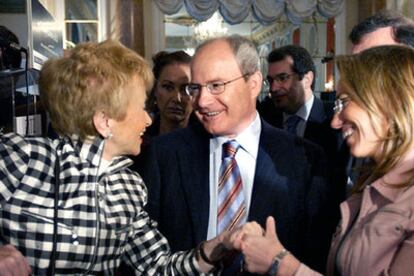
[0,133,200,275]
[217,140,246,234]
[154,0,344,25]
[285,115,302,135]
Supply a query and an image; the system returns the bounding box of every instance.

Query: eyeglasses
[185,74,250,97]
[266,73,295,87]
[333,97,351,114]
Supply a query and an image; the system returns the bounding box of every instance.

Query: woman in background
[144,50,194,144]
[130,50,194,173]
[237,45,414,276]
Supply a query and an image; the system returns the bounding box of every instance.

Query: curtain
[154,0,344,25]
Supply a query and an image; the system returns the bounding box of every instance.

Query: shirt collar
[65,135,132,172]
[211,111,261,158]
[370,148,414,201]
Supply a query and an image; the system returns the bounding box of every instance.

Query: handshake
[0,216,301,275]
[200,216,301,275]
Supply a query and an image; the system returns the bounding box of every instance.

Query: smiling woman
[239,45,414,276]
[334,45,414,192]
[331,84,386,163]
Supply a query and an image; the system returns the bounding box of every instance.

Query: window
[64,0,98,48]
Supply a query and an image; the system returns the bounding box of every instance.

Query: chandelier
[193,13,228,42]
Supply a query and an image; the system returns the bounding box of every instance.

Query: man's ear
[248,70,263,99]
[93,111,112,138]
[303,71,314,89]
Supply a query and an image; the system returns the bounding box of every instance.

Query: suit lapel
[249,146,278,224]
[308,97,327,123]
[304,98,327,139]
[177,125,211,242]
[274,109,284,128]
[249,121,289,225]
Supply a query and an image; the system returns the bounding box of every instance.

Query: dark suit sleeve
[137,130,209,253]
[140,141,162,222]
[302,140,339,273]
[255,122,337,274]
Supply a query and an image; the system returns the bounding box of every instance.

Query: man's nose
[195,86,214,108]
[270,80,283,91]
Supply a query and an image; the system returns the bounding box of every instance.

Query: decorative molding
[252,21,295,45]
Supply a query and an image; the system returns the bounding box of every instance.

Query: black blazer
[258,96,336,149]
[140,119,336,273]
[258,96,348,205]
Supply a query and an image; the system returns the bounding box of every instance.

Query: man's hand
[220,221,263,250]
[197,221,264,273]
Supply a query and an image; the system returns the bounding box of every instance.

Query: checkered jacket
[0,133,199,275]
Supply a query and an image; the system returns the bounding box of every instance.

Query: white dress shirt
[207,112,261,239]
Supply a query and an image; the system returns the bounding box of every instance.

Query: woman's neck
[159,117,189,135]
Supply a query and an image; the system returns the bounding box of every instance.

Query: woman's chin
[128,141,142,156]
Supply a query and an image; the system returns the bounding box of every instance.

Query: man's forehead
[351,26,398,54]
[191,44,241,79]
[268,56,294,72]
[194,39,231,58]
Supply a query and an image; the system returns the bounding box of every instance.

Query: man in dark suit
[141,35,335,274]
[258,45,338,155]
[258,45,347,208]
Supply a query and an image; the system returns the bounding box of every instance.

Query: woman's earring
[106,132,113,139]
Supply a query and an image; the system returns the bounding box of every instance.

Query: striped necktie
[217,140,246,234]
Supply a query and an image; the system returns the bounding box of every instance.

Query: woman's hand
[0,244,32,276]
[241,216,300,275]
[240,216,282,273]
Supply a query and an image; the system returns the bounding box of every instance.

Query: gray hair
[195,34,260,78]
